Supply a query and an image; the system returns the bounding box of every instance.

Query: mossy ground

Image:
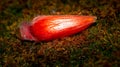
[0,0,120,67]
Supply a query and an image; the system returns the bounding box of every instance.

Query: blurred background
[0,0,120,67]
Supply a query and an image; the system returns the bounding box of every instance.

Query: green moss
[0,0,120,67]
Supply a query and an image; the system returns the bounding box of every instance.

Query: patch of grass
[0,0,120,67]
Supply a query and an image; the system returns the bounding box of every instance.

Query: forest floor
[0,0,120,67]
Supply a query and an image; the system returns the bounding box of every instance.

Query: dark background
[0,0,120,67]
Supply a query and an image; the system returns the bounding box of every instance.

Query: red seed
[20,15,97,41]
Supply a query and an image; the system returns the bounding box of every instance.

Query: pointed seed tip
[92,16,97,23]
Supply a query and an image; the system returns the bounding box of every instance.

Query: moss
[0,0,120,67]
